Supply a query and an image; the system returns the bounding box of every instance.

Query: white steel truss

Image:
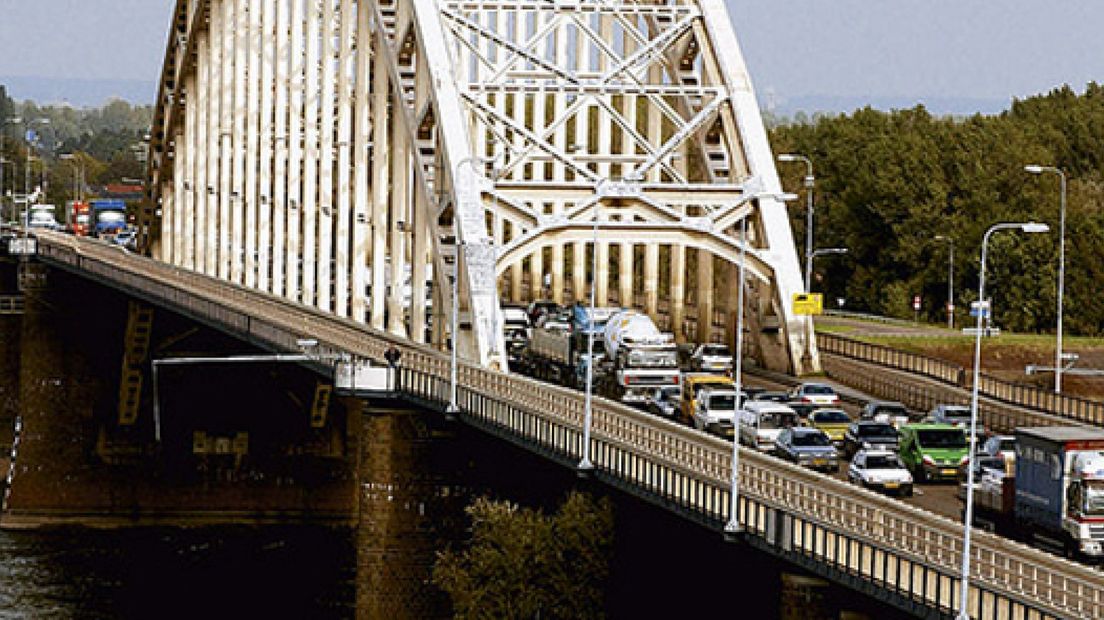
[147,0,817,374]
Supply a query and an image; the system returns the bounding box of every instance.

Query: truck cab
[692,387,741,439]
[680,373,734,425]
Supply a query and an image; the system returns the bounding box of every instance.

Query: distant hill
[0,75,155,108]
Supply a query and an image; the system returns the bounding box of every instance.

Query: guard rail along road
[35,234,1104,620]
[819,332,1104,427]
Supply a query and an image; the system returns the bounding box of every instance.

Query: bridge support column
[387,113,409,338]
[671,244,687,343]
[619,237,633,310]
[697,249,714,342]
[596,238,609,307]
[644,243,659,319]
[572,241,585,304]
[369,42,390,330]
[356,405,459,619]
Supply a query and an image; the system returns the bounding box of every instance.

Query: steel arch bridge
[145,0,817,374]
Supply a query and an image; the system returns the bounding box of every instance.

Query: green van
[897,424,969,482]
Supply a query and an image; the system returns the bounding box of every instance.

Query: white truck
[522,305,615,388]
[601,310,680,405]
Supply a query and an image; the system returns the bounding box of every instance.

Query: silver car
[774,427,839,473]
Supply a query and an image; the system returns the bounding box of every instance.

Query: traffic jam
[507,299,1104,564]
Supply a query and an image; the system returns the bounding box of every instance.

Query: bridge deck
[34,232,1104,620]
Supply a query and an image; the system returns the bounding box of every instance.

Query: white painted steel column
[369,43,390,330]
[671,243,687,342]
[387,108,409,338]
[182,73,197,269]
[334,0,355,318]
[271,0,290,296]
[698,249,715,341]
[619,231,633,309]
[243,0,262,288]
[203,10,222,277]
[257,0,276,293]
[645,243,659,318]
[162,177,175,265]
[230,0,249,284]
[193,33,209,273]
[350,0,371,323]
[286,0,306,302]
[217,0,235,280]
[301,0,321,306]
[316,0,337,313]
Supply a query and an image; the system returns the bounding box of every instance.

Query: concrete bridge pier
[355,404,462,620]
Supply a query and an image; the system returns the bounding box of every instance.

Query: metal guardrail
[34,234,1104,620]
[818,332,1104,427]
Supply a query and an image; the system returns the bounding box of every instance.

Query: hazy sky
[0,0,1101,113]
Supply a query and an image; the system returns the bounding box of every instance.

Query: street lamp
[60,154,85,228]
[579,201,602,473]
[446,154,502,416]
[958,220,1049,620]
[724,216,750,538]
[1024,164,1067,394]
[934,235,956,329]
[777,153,815,291]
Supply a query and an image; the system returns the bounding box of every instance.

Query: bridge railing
[396,363,1102,620]
[818,331,1104,426]
[36,234,1104,619]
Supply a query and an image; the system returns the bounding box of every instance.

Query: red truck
[69,201,91,236]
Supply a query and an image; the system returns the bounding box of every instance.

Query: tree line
[0,85,152,209]
[769,83,1104,335]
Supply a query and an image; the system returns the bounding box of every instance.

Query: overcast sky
[0,0,1101,113]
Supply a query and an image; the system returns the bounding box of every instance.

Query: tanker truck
[601,310,680,405]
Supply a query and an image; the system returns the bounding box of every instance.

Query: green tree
[434,492,614,619]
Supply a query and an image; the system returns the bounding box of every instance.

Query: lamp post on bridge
[957,221,1049,620]
[1024,164,1067,394]
[724,216,749,537]
[59,153,85,229]
[447,154,502,417]
[578,199,602,473]
[934,235,956,330]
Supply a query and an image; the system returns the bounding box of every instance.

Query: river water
[0,527,355,619]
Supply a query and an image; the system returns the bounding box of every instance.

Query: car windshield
[858,424,897,438]
[759,411,796,430]
[917,429,967,448]
[865,455,903,469]
[813,410,850,423]
[1084,481,1104,516]
[939,407,971,422]
[703,345,730,356]
[792,432,830,447]
[708,394,737,410]
[803,385,835,395]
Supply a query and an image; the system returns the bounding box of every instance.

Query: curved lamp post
[957,221,1049,620]
[1024,165,1067,394]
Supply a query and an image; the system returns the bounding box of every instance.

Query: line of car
[641,374,1016,500]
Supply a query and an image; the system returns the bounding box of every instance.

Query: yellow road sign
[793,293,824,316]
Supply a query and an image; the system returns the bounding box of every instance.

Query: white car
[690,343,733,373]
[848,449,914,497]
[738,401,798,452]
[790,382,840,406]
